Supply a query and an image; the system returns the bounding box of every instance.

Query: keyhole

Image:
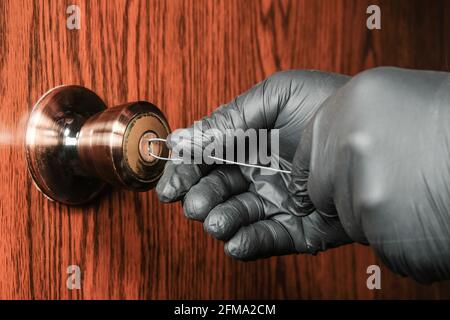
[139,131,161,163]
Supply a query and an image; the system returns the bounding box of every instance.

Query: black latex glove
[156,70,353,259]
[293,67,450,283]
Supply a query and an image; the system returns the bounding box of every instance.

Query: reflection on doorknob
[25,85,170,205]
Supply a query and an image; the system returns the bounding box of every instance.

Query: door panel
[0,0,449,299]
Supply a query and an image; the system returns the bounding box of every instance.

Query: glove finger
[156,124,217,203]
[156,161,210,202]
[204,192,265,241]
[183,165,248,221]
[159,77,266,203]
[224,219,297,260]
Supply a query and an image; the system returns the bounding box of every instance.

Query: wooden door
[0,0,449,299]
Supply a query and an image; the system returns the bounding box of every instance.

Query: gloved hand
[293,67,450,283]
[156,70,353,260]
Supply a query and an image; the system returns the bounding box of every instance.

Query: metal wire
[147,137,292,174]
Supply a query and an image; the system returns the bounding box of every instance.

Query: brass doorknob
[25,85,170,205]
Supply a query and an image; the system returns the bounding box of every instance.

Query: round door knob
[25,85,170,205]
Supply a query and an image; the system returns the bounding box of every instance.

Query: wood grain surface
[0,0,449,299]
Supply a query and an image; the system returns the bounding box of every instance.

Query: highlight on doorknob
[25,85,171,205]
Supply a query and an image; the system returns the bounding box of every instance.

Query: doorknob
[25,85,170,205]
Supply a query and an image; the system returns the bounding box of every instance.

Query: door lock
[25,85,170,205]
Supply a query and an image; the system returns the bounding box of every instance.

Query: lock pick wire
[146,137,292,174]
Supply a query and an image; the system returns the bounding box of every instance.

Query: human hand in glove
[156,70,353,260]
[294,67,450,283]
